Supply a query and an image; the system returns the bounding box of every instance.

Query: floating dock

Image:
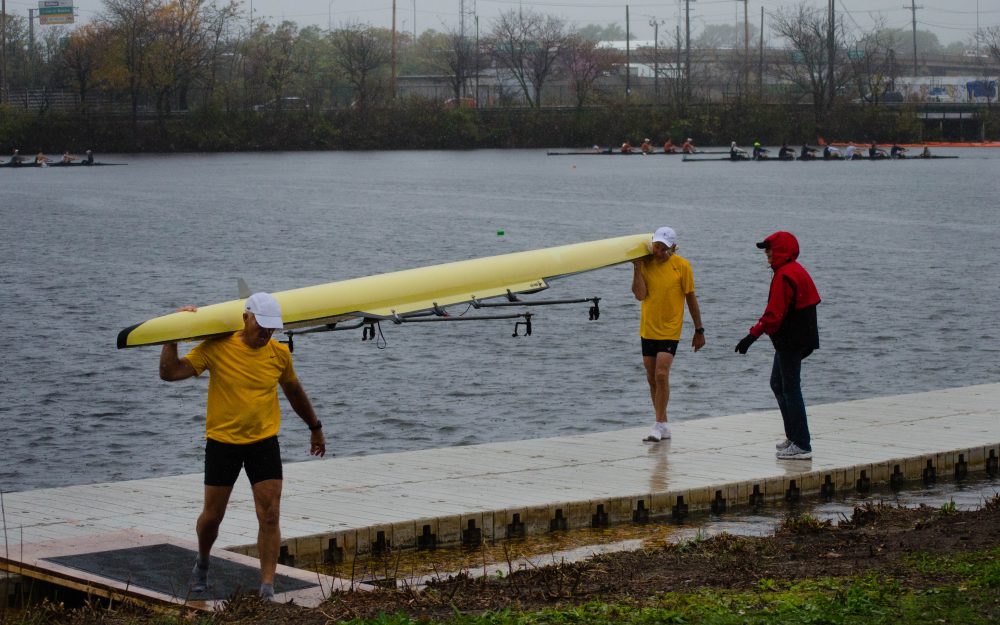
[2,383,998,606]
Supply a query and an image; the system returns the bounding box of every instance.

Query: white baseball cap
[245,292,283,329]
[652,226,677,248]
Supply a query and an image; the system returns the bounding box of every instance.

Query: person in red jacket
[735,231,820,460]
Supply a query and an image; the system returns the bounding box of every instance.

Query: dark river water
[2,148,999,493]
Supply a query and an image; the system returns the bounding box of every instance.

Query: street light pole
[327,0,334,31]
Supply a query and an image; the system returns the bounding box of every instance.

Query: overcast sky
[21,0,1000,45]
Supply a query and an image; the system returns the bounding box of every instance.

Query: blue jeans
[770,349,811,451]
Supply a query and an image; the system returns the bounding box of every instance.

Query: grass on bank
[5,546,999,625]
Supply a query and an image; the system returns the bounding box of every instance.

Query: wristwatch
[308,420,323,431]
[695,327,705,334]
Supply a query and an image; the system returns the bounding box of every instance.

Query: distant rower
[869,142,888,159]
[730,141,749,161]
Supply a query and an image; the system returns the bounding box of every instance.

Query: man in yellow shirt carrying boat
[631,227,706,442]
[158,292,325,601]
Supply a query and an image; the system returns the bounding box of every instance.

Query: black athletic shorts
[204,436,283,487]
[641,338,679,358]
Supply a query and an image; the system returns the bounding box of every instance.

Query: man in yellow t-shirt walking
[631,227,706,442]
[158,292,326,601]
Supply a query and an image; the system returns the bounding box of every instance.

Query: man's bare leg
[191,485,233,591]
[643,352,674,422]
[251,478,283,588]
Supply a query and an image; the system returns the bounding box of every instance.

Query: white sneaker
[644,422,670,442]
[775,442,812,460]
[776,438,792,450]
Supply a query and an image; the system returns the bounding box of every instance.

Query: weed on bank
[5,547,999,625]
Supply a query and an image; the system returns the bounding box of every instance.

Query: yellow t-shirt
[638,254,695,340]
[184,333,297,444]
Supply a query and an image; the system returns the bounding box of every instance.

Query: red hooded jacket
[750,231,821,353]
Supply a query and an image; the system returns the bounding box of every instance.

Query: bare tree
[981,25,1000,64]
[847,19,900,107]
[143,0,212,115]
[329,23,390,111]
[769,2,849,118]
[418,27,480,102]
[102,0,162,129]
[561,35,616,108]
[196,0,240,108]
[489,9,567,108]
[243,21,303,111]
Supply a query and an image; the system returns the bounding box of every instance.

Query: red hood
[763,231,799,270]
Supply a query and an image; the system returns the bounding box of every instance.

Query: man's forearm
[287,386,319,426]
[631,264,647,300]
[687,294,703,328]
[159,344,181,380]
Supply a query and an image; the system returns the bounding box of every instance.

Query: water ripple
[2,150,999,492]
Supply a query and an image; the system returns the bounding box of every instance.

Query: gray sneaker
[259,583,275,601]
[189,560,209,593]
[775,438,792,450]
[776,442,812,460]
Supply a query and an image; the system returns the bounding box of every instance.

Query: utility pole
[460,0,476,99]
[742,0,748,94]
[625,5,630,104]
[685,0,695,101]
[905,0,922,77]
[676,25,682,107]
[28,9,34,58]
[759,6,764,94]
[391,0,397,99]
[827,0,835,105]
[475,15,479,107]
[649,18,664,102]
[1,0,6,105]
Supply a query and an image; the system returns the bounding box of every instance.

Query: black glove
[735,334,757,354]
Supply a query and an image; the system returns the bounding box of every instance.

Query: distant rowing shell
[547,150,728,156]
[681,155,958,162]
[0,161,126,168]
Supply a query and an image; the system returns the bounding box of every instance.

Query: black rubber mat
[45,543,316,601]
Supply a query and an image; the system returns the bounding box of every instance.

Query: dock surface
[3,383,999,571]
